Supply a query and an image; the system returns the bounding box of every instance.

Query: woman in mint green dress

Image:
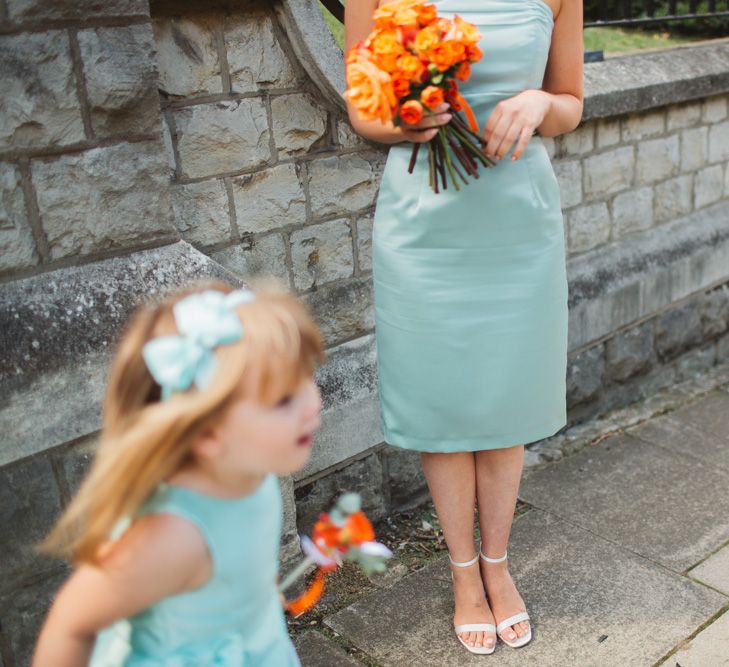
[345,0,583,654]
[33,285,325,666]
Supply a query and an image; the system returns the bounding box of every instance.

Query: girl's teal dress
[89,473,299,666]
[373,0,568,452]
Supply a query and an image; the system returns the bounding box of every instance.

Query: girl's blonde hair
[43,280,325,563]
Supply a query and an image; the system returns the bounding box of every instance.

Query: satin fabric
[89,474,300,666]
[373,0,568,452]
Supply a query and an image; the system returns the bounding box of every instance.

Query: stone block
[566,202,610,254]
[1,569,69,667]
[291,219,354,291]
[153,17,222,98]
[654,301,703,360]
[271,93,328,157]
[0,162,37,273]
[654,174,692,223]
[0,31,84,151]
[60,437,96,499]
[78,24,161,137]
[171,179,231,247]
[553,159,582,209]
[621,109,665,142]
[173,99,270,179]
[605,319,655,382]
[279,475,300,564]
[636,135,680,185]
[303,276,374,346]
[718,330,729,363]
[596,117,620,148]
[610,186,653,238]
[675,343,716,381]
[294,453,386,535]
[356,214,373,273]
[231,163,306,234]
[707,121,729,163]
[666,101,702,131]
[566,344,605,407]
[701,284,729,339]
[307,153,383,218]
[671,609,729,666]
[726,161,729,197]
[0,456,62,593]
[694,164,723,209]
[680,126,708,173]
[382,447,428,511]
[583,146,634,200]
[337,121,369,149]
[559,122,594,156]
[541,135,556,159]
[32,142,176,260]
[6,0,147,21]
[702,95,728,123]
[210,234,289,283]
[225,14,298,93]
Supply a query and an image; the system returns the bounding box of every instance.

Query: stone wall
[1,0,729,663]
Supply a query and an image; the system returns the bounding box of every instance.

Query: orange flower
[312,514,340,549]
[370,29,404,59]
[373,0,422,29]
[416,4,438,25]
[342,512,376,544]
[430,42,458,71]
[420,85,444,109]
[399,99,424,125]
[392,73,411,98]
[448,15,481,45]
[412,24,440,56]
[396,52,427,83]
[454,61,471,81]
[344,49,398,123]
[466,44,483,62]
[285,569,326,617]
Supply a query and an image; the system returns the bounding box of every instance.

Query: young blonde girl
[33,281,325,667]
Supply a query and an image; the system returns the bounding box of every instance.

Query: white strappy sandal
[449,552,497,655]
[479,549,532,648]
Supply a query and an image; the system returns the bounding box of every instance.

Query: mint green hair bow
[142,289,255,400]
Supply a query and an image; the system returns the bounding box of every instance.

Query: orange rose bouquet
[345,0,495,194]
[280,493,392,616]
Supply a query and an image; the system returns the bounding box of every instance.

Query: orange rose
[400,99,424,125]
[430,42,457,71]
[447,40,466,62]
[373,0,421,29]
[344,49,398,123]
[454,60,471,81]
[396,52,427,83]
[392,74,411,98]
[466,44,483,62]
[412,24,440,56]
[420,85,444,109]
[454,15,481,44]
[416,4,438,25]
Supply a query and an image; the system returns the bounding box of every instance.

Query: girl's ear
[192,428,224,460]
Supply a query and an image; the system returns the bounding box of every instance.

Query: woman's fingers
[510,125,534,161]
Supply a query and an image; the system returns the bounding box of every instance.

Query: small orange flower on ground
[285,569,326,617]
[454,61,471,81]
[312,514,340,549]
[421,85,445,109]
[400,99,424,125]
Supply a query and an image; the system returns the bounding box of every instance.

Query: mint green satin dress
[88,474,299,666]
[373,0,568,452]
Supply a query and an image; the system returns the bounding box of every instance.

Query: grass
[319,1,708,56]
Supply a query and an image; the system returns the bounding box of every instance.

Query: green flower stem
[408,142,420,174]
[438,128,461,191]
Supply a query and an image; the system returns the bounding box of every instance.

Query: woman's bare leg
[474,445,530,642]
[420,451,496,650]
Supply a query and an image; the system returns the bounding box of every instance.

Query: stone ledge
[0,241,238,466]
[280,0,729,122]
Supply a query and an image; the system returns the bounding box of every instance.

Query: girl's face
[211,375,322,477]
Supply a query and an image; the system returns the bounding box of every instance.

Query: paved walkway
[296,370,729,666]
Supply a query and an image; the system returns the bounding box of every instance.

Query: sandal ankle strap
[479,549,508,563]
[448,552,479,567]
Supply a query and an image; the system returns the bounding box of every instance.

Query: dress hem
[382,418,567,454]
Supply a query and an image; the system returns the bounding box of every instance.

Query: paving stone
[667,609,729,666]
[173,99,270,179]
[326,509,725,666]
[0,31,84,151]
[688,544,729,595]
[295,631,362,667]
[153,17,222,98]
[520,432,729,571]
[78,24,160,137]
[626,395,729,474]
